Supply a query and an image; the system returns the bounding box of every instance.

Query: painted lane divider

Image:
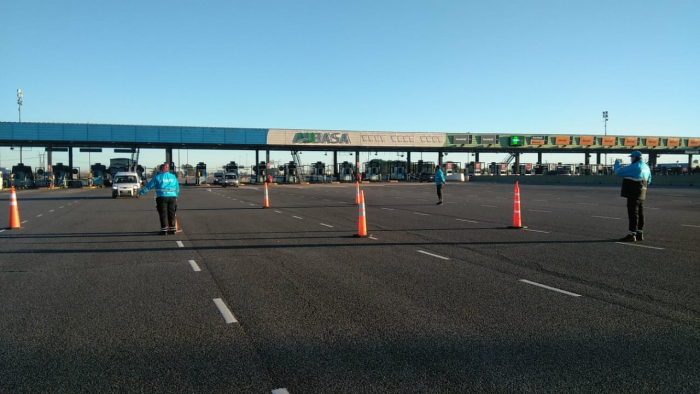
[49,210,54,212]
[293,216,303,220]
[592,216,621,220]
[519,279,581,297]
[414,212,429,216]
[274,210,282,214]
[456,218,478,223]
[272,389,290,394]
[37,214,43,217]
[614,242,665,250]
[188,260,201,272]
[681,224,700,228]
[524,229,550,234]
[529,209,550,213]
[320,223,333,228]
[369,236,378,240]
[176,241,184,248]
[417,250,449,260]
[213,298,238,324]
[381,208,395,211]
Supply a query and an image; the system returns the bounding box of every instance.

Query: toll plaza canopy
[1,122,698,154]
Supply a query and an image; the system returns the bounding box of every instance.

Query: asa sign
[293,132,351,144]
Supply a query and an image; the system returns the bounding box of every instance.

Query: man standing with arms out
[139,163,180,235]
[614,150,652,242]
[435,165,446,205]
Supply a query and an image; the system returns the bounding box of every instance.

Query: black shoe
[619,234,636,242]
[636,232,644,241]
[168,227,177,235]
[159,228,168,235]
[436,201,443,205]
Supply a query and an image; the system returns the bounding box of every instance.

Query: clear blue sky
[1,0,698,171]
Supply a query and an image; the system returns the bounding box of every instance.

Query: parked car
[112,172,141,198]
[221,173,239,187]
[212,172,224,185]
[419,172,435,182]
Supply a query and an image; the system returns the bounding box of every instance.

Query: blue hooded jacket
[139,171,180,198]
[614,158,651,200]
[434,168,446,185]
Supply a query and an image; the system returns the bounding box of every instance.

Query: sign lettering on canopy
[623,137,638,147]
[645,137,659,147]
[667,138,680,147]
[688,138,700,147]
[529,136,546,146]
[452,135,472,144]
[555,136,571,145]
[601,137,616,146]
[579,136,594,145]
[480,135,498,144]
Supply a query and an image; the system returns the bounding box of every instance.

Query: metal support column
[333,151,338,180]
[537,152,543,165]
[68,147,74,179]
[255,150,260,181]
[406,151,411,180]
[474,152,480,163]
[266,150,270,181]
[438,152,443,168]
[165,148,173,169]
[514,153,520,175]
[649,153,658,168]
[355,150,360,181]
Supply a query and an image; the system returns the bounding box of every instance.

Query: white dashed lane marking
[188,260,201,272]
[213,298,238,324]
[519,279,581,297]
[417,250,449,260]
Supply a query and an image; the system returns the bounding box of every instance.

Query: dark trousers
[437,184,444,201]
[626,198,644,233]
[156,197,177,229]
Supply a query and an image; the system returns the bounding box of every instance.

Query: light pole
[603,111,609,168]
[17,89,23,163]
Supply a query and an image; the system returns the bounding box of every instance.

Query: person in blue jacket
[139,163,180,235]
[614,150,652,242]
[435,166,446,205]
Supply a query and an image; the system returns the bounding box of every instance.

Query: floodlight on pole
[17,89,23,123]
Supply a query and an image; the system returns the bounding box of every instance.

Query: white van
[213,172,224,185]
[112,172,141,198]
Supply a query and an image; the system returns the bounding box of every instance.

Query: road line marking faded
[49,210,54,212]
[614,242,665,250]
[176,241,184,248]
[21,221,28,224]
[578,202,598,205]
[213,298,238,324]
[414,212,429,216]
[519,279,581,297]
[417,250,450,260]
[293,216,303,219]
[59,206,64,209]
[481,205,497,208]
[0,229,5,233]
[524,229,550,234]
[529,209,550,213]
[320,223,333,228]
[681,224,700,228]
[381,208,395,211]
[272,389,290,394]
[369,236,378,240]
[274,210,282,213]
[592,216,621,220]
[188,260,201,272]
[37,214,43,217]
[456,219,478,223]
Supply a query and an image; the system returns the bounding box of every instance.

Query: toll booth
[195,162,207,185]
[52,163,72,187]
[0,168,11,190]
[413,160,435,176]
[364,159,383,181]
[11,163,34,188]
[280,161,299,183]
[339,161,355,182]
[224,161,239,177]
[444,161,464,181]
[467,162,484,176]
[312,161,326,183]
[389,161,406,181]
[91,163,109,187]
[253,162,267,183]
[515,163,533,175]
[488,162,507,176]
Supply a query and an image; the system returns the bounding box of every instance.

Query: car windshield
[115,176,136,183]
[225,175,236,179]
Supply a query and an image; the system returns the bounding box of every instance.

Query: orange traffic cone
[263,182,270,209]
[508,181,526,229]
[354,190,368,237]
[355,181,360,205]
[172,213,182,233]
[8,186,20,229]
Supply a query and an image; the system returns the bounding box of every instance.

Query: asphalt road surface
[1,182,699,393]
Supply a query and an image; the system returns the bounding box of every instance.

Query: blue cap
[629,150,642,158]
